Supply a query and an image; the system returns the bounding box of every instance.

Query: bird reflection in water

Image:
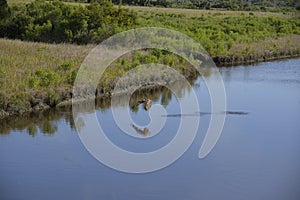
[131,124,150,136]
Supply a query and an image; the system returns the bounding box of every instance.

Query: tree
[0,0,10,20]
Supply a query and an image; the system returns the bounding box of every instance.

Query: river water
[1,58,300,200]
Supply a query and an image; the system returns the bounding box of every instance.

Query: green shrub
[68,70,78,84]
[29,69,59,88]
[0,0,137,44]
[60,61,74,71]
[0,0,10,20]
[28,77,40,88]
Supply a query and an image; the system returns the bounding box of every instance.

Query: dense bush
[0,0,10,20]
[137,12,300,56]
[29,69,60,88]
[0,0,137,43]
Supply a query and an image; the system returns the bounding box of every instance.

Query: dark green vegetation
[0,0,300,117]
[137,11,300,57]
[0,0,10,19]
[0,0,137,43]
[61,0,300,12]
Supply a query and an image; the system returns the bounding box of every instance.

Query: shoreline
[213,53,300,66]
[0,54,299,120]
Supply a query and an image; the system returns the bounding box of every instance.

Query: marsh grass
[230,35,300,57]
[0,34,299,114]
[0,38,93,99]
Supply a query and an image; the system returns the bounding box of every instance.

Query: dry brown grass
[7,0,34,5]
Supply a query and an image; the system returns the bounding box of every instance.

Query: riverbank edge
[213,53,300,66]
[0,54,299,120]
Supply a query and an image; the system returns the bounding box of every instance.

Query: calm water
[1,58,300,200]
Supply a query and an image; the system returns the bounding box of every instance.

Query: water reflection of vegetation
[0,74,200,137]
[129,86,174,112]
[97,74,199,112]
[0,107,75,137]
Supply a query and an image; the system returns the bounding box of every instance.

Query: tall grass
[1,35,299,108]
[0,38,93,97]
[230,35,300,57]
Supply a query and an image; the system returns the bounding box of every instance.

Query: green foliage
[60,60,74,71]
[0,0,10,20]
[29,69,59,88]
[28,77,40,88]
[0,0,137,43]
[68,69,77,84]
[137,12,300,56]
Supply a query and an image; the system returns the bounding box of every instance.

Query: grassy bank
[1,34,299,118]
[0,39,93,117]
[0,38,201,118]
